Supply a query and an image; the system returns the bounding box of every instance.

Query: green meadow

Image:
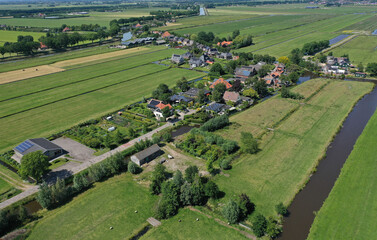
[215,79,373,216]
[27,174,157,240]
[331,36,377,65]
[0,30,45,46]
[308,108,377,240]
[140,208,248,240]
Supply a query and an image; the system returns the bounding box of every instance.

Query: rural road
[0,122,174,210]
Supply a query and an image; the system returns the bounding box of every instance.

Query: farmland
[0,46,205,153]
[0,8,167,27]
[27,174,157,240]
[0,30,45,46]
[214,79,373,216]
[330,36,377,65]
[140,208,248,240]
[307,108,377,240]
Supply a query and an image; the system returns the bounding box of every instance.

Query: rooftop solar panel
[15,140,34,153]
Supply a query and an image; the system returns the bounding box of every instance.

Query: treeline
[302,40,329,55]
[0,35,39,57]
[200,115,229,132]
[39,31,109,50]
[150,8,200,20]
[193,30,253,49]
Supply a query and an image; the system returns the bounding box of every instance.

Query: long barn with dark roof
[13,138,64,163]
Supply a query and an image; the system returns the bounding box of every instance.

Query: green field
[140,208,248,240]
[0,46,205,153]
[27,174,157,240]
[342,15,377,33]
[0,8,167,27]
[0,30,45,46]
[331,36,377,65]
[214,79,373,216]
[308,108,377,240]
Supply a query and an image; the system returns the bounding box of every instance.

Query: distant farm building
[13,138,64,163]
[130,144,162,166]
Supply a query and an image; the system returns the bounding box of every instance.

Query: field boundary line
[0,67,170,119]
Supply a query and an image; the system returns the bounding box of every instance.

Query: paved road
[0,122,173,210]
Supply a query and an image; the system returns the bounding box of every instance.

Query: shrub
[222,199,240,224]
[281,86,304,100]
[220,158,231,170]
[240,132,258,154]
[238,193,255,220]
[204,181,219,199]
[200,115,229,132]
[275,202,288,216]
[252,214,267,237]
[128,161,139,174]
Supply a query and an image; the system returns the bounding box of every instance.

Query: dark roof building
[131,144,162,166]
[170,94,194,103]
[183,88,210,98]
[206,102,226,113]
[171,54,184,65]
[13,138,64,163]
[147,99,163,109]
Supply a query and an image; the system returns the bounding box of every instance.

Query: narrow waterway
[279,80,377,240]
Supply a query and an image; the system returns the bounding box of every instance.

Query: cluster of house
[122,37,156,46]
[322,56,351,75]
[171,50,233,69]
[235,62,286,88]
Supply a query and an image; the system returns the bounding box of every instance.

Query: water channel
[279,79,377,240]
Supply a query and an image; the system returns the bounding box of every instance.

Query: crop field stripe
[0,48,178,102]
[0,65,169,119]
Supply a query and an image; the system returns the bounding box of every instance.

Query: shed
[130,144,162,166]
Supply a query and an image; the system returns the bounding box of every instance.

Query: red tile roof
[210,78,232,89]
[156,103,172,110]
[162,31,171,38]
[223,91,240,102]
[217,41,233,47]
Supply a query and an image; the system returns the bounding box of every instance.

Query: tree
[357,62,364,72]
[150,164,168,194]
[277,56,289,65]
[128,161,139,174]
[238,193,254,220]
[180,181,193,205]
[220,158,231,170]
[290,48,303,65]
[222,199,240,224]
[51,178,68,204]
[252,214,267,237]
[266,217,282,238]
[36,182,53,209]
[288,72,299,84]
[319,54,327,63]
[204,181,219,199]
[240,132,258,154]
[19,151,49,182]
[152,83,172,102]
[366,62,377,76]
[114,130,124,145]
[185,165,199,183]
[258,65,271,77]
[275,202,288,216]
[243,88,259,99]
[173,170,184,188]
[232,29,240,40]
[177,77,190,91]
[162,131,172,142]
[253,79,269,97]
[162,107,171,118]
[197,89,207,104]
[210,63,225,75]
[231,80,243,92]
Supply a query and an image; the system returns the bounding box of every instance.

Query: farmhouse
[188,58,204,68]
[170,94,194,104]
[218,52,233,60]
[183,87,210,98]
[162,31,172,38]
[171,54,184,65]
[217,41,232,47]
[13,138,64,163]
[354,72,367,78]
[130,144,162,166]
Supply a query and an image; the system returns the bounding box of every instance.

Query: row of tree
[0,35,39,57]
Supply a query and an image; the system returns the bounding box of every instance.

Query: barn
[13,138,64,163]
[130,144,162,166]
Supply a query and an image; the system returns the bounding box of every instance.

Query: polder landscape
[0,0,376,239]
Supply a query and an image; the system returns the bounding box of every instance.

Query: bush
[204,181,219,199]
[220,158,231,170]
[128,161,139,174]
[238,193,255,220]
[240,132,258,154]
[281,86,304,100]
[275,202,288,216]
[252,214,267,237]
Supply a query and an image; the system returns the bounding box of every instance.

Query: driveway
[52,137,95,162]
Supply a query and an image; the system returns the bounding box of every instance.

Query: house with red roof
[217,41,232,47]
[62,27,71,32]
[223,91,241,103]
[135,23,142,28]
[39,42,48,50]
[210,78,232,89]
[162,31,172,38]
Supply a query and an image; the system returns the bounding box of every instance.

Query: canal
[279,80,377,240]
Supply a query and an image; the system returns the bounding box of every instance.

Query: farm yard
[0,46,205,153]
[214,79,373,216]
[308,108,377,240]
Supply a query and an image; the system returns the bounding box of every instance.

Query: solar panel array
[15,140,34,153]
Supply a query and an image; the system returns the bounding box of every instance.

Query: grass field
[307,108,377,240]
[0,30,45,46]
[341,15,377,33]
[27,174,157,240]
[214,79,373,217]
[0,8,168,27]
[331,36,377,65]
[0,45,119,73]
[140,208,248,240]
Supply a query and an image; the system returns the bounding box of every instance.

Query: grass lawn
[0,177,12,196]
[27,174,157,240]
[307,108,377,240]
[331,36,377,65]
[0,30,45,46]
[214,79,373,217]
[140,208,248,240]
